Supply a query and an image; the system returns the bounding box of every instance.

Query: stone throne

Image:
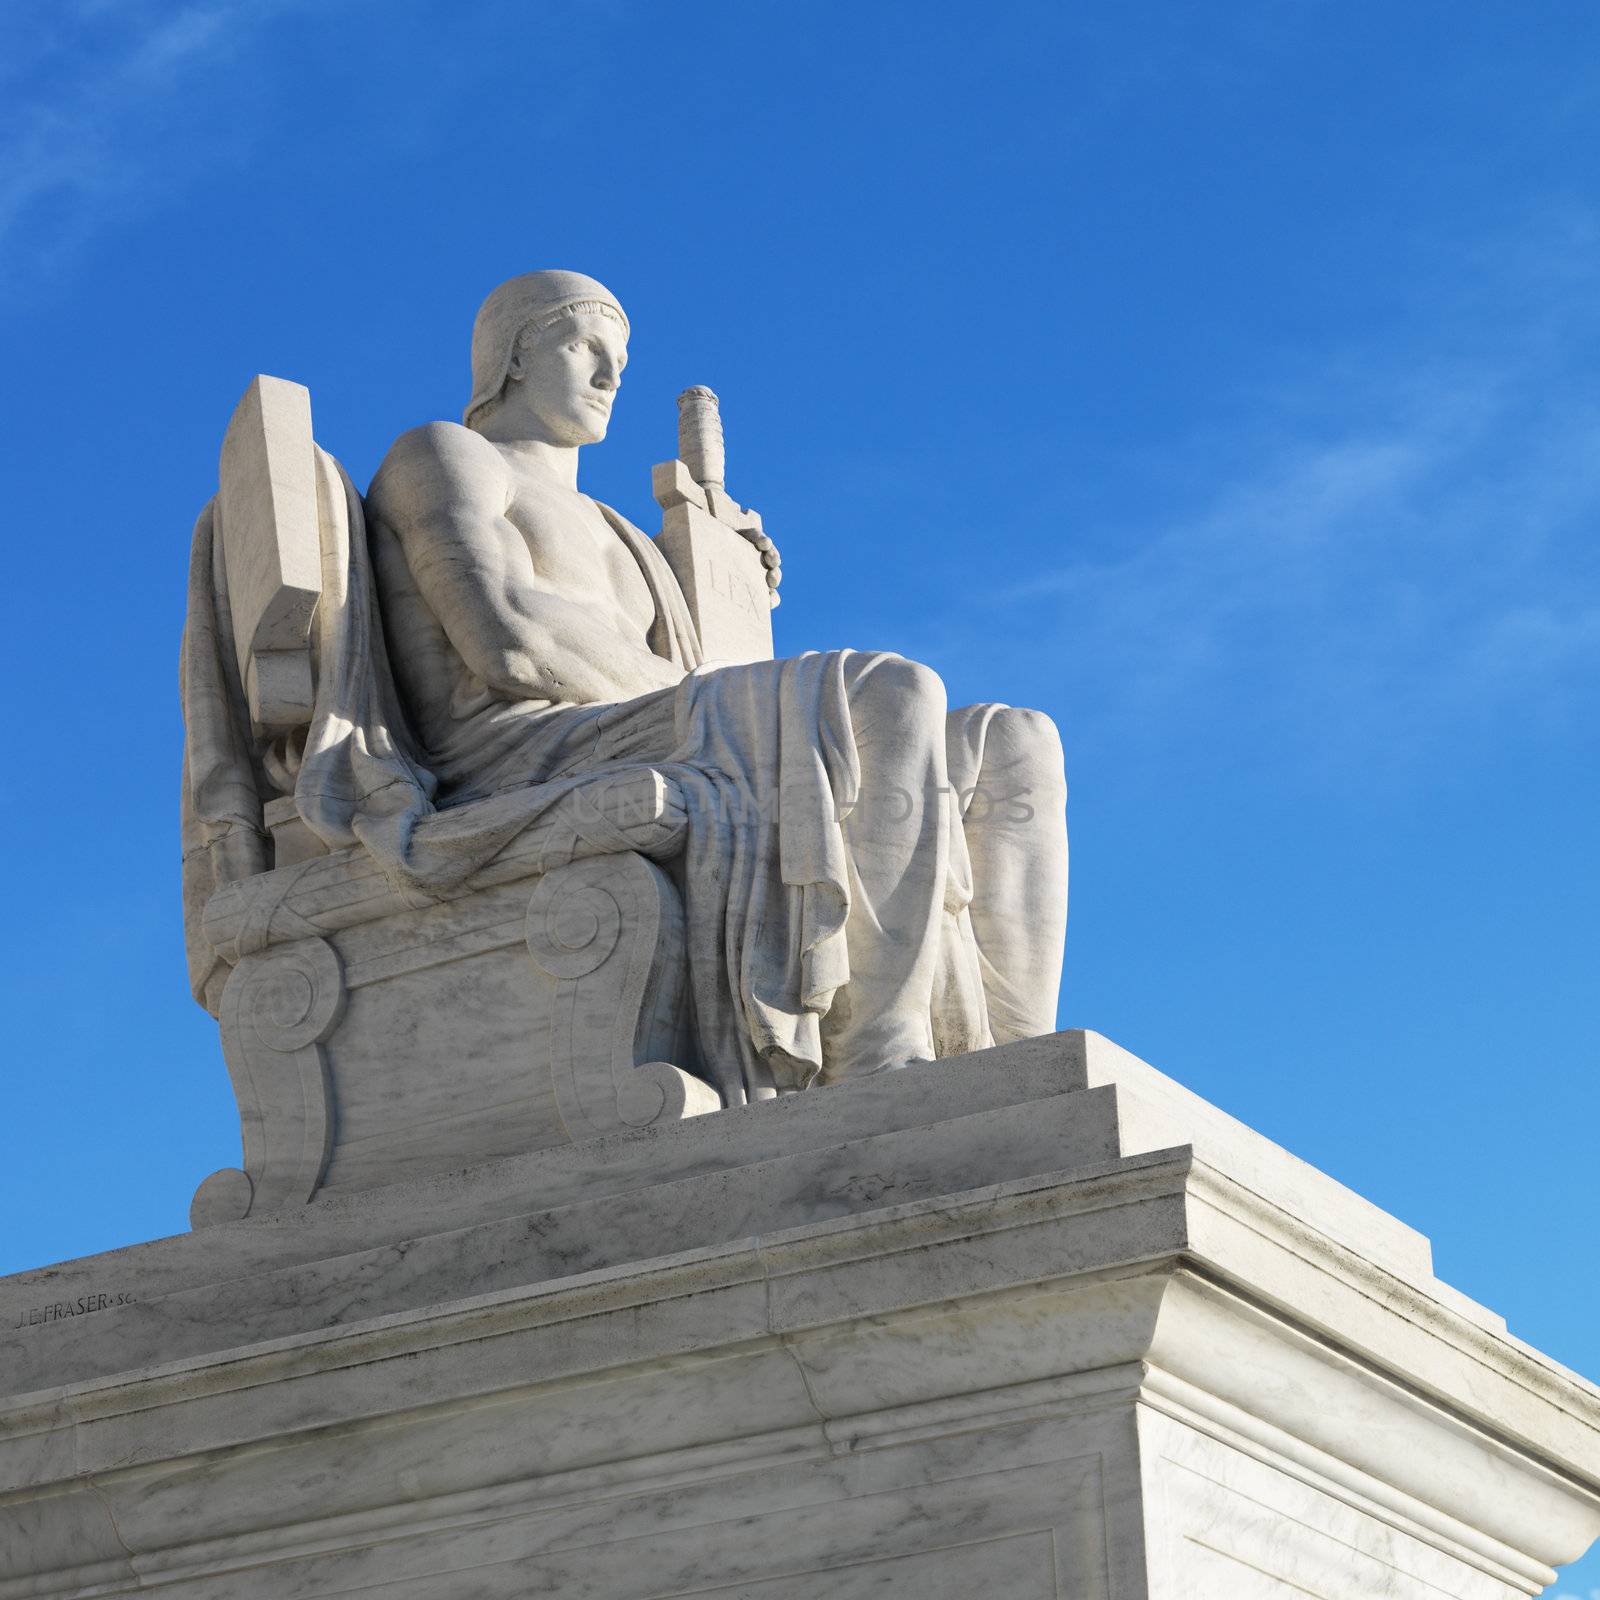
[181,377,773,1227]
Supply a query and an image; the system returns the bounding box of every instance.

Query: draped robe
[181,453,993,1104]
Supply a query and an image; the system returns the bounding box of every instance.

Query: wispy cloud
[966,211,1600,788]
[0,0,310,297]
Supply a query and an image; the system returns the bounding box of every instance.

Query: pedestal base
[3,1033,1597,1597]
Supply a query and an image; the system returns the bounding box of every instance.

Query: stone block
[2,1032,1597,1596]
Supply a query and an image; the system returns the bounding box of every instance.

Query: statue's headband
[464,270,629,429]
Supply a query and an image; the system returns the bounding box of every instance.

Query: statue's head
[463,270,630,444]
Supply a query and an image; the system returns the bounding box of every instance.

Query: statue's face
[506,309,628,446]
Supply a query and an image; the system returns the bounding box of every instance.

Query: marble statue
[364,271,1068,1084]
[179,271,1067,1209]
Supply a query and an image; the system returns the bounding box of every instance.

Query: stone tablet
[217,374,322,728]
[656,496,774,664]
[653,387,774,664]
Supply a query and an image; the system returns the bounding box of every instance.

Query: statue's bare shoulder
[368,421,511,536]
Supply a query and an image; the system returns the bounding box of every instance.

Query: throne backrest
[217,375,324,736]
[213,376,339,868]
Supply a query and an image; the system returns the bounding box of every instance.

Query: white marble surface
[184,271,1072,1154]
[2,1031,1598,1597]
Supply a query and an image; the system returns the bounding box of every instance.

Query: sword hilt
[675,386,725,492]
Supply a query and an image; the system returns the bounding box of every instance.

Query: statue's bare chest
[504,471,656,639]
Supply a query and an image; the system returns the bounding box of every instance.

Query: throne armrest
[203,768,687,964]
[190,768,708,1224]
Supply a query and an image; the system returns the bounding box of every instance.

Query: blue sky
[2,0,1597,1581]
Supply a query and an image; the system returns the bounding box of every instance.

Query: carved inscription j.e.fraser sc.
[13,1292,135,1329]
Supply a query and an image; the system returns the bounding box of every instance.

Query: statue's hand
[661,778,689,831]
[741,527,781,609]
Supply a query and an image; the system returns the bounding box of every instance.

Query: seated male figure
[366,271,1068,1093]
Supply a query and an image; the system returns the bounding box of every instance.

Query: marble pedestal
[3,1031,1598,1597]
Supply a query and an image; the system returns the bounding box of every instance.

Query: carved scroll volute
[526,853,721,1140]
[191,936,344,1228]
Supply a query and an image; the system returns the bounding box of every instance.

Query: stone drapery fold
[180,464,986,1096]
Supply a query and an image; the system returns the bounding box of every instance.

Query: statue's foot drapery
[945,702,1069,1047]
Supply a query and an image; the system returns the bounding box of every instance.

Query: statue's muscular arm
[368,423,682,705]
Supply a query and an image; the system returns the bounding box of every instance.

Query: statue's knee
[994,706,1062,761]
[852,655,947,729]
[989,707,1067,804]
